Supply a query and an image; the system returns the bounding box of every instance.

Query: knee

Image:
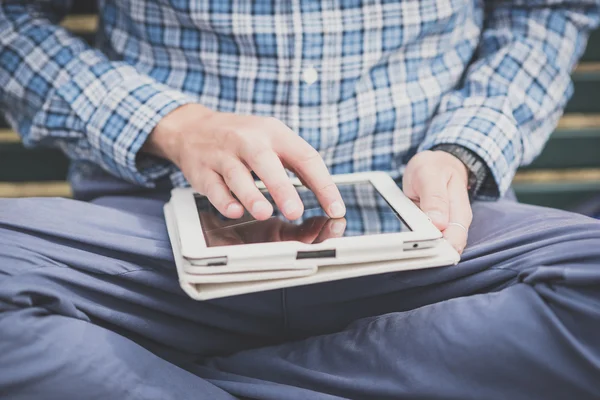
[472,200,599,239]
[468,201,600,261]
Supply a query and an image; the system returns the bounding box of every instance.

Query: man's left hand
[403,150,473,254]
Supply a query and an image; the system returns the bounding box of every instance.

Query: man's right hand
[143,104,346,221]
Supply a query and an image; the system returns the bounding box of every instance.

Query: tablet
[170,172,443,268]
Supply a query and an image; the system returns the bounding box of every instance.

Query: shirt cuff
[86,78,195,187]
[49,55,196,188]
[169,169,189,188]
[418,104,522,200]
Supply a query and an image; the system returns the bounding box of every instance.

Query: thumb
[415,172,450,230]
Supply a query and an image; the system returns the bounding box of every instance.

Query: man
[0,0,599,398]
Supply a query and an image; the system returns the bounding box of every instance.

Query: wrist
[427,149,469,185]
[143,103,214,165]
[430,144,489,198]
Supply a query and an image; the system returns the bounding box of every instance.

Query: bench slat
[70,2,98,14]
[582,30,600,62]
[0,143,69,182]
[523,130,600,170]
[514,180,600,210]
[567,66,600,113]
[0,129,20,143]
[61,15,98,32]
[0,182,72,198]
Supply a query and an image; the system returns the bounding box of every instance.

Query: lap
[198,201,600,400]
[1,195,599,399]
[1,195,599,346]
[0,196,285,359]
[283,199,600,336]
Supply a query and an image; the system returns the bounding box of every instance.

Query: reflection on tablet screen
[195,181,411,247]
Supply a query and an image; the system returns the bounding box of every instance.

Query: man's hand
[403,150,473,254]
[144,104,346,221]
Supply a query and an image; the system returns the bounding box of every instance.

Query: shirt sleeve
[418,1,600,199]
[0,1,194,187]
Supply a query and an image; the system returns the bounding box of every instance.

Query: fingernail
[283,200,299,216]
[329,201,346,218]
[426,211,444,224]
[331,219,346,235]
[252,201,271,217]
[226,203,243,216]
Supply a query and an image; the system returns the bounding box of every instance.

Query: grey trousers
[0,195,599,400]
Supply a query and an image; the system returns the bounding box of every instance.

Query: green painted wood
[79,33,95,46]
[514,181,600,210]
[581,30,600,62]
[70,2,98,14]
[0,143,69,182]
[568,71,600,114]
[523,127,600,170]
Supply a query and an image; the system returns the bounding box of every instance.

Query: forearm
[419,1,600,199]
[142,103,217,167]
[0,1,193,186]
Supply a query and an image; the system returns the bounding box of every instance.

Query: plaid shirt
[1,1,598,198]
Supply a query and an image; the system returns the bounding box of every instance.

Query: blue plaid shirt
[1,1,599,198]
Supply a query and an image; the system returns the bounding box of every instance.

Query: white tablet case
[171,172,445,268]
[165,202,460,301]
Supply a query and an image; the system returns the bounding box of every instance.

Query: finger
[444,177,473,254]
[218,159,273,220]
[282,163,310,189]
[241,147,304,221]
[194,170,244,219]
[414,168,450,230]
[275,136,345,218]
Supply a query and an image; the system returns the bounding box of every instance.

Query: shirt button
[302,66,319,85]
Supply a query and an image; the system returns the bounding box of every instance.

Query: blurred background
[1,2,599,218]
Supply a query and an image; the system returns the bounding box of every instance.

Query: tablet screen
[195,181,411,247]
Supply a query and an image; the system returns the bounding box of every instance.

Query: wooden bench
[1,3,599,212]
